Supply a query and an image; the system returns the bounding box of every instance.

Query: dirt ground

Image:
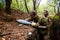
[0,8,39,40]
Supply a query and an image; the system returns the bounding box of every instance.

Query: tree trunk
[24,0,29,13]
[54,6,56,13]
[58,6,59,14]
[33,0,36,10]
[5,0,12,14]
[58,2,60,14]
[36,0,41,9]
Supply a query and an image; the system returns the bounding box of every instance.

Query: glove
[31,22,36,26]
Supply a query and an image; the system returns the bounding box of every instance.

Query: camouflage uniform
[50,14,60,40]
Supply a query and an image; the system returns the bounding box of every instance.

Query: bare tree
[5,0,12,14]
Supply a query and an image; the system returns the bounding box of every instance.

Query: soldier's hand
[31,22,39,26]
[31,22,36,26]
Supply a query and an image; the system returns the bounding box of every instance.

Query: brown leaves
[0,9,38,40]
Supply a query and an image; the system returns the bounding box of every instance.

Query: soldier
[40,10,49,26]
[47,10,60,40]
[50,13,60,40]
[40,10,52,40]
[25,10,47,40]
[26,10,39,23]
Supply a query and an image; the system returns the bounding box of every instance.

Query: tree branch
[36,0,41,9]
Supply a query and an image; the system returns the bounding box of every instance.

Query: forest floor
[0,8,39,40]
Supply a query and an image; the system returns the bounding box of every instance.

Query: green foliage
[47,5,55,15]
[11,0,27,12]
[53,15,59,20]
[48,0,58,6]
[11,0,33,12]
[0,0,58,15]
[37,5,44,14]
[0,0,5,8]
[53,0,57,4]
[0,3,3,8]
